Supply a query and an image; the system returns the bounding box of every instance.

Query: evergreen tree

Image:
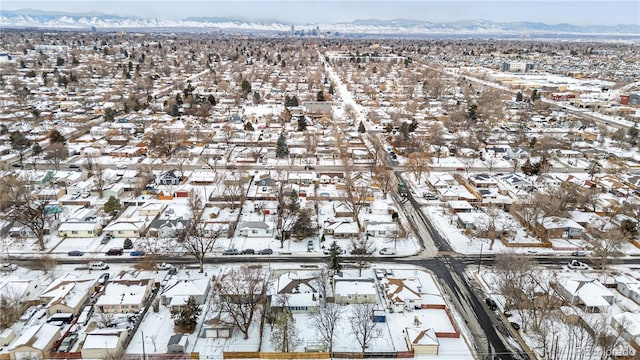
[48,129,66,143]
[207,94,217,105]
[326,241,342,271]
[291,209,315,240]
[358,122,366,133]
[531,89,539,102]
[171,296,202,333]
[516,91,523,102]
[244,121,254,132]
[276,133,289,158]
[284,95,299,108]
[31,143,43,156]
[328,84,335,95]
[104,196,122,213]
[316,90,325,102]
[241,79,252,95]
[297,116,306,131]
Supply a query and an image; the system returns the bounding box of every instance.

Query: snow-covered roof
[406,327,439,346]
[83,329,126,349]
[161,277,209,298]
[9,323,59,351]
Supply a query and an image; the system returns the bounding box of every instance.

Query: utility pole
[141,331,146,360]
[477,243,483,274]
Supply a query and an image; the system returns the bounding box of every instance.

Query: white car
[378,248,396,255]
[116,163,127,169]
[157,263,173,270]
[568,260,589,270]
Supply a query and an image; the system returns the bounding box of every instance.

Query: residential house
[237,221,274,238]
[157,170,183,186]
[57,220,102,238]
[364,221,399,238]
[103,221,144,238]
[324,220,359,239]
[538,216,584,240]
[404,327,439,355]
[0,328,16,347]
[611,312,640,349]
[147,219,190,238]
[39,274,97,316]
[616,276,640,305]
[81,328,128,359]
[269,272,320,313]
[553,274,614,313]
[8,323,60,360]
[381,277,423,313]
[161,277,211,311]
[333,277,377,304]
[448,200,474,213]
[95,278,154,313]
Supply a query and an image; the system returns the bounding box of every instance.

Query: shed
[0,328,15,346]
[372,309,386,323]
[167,333,189,353]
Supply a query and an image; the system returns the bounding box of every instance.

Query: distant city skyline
[2,1,639,26]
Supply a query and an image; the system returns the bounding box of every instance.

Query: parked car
[157,263,173,270]
[1,263,17,272]
[130,250,146,257]
[68,164,80,169]
[222,248,239,255]
[67,250,84,257]
[241,249,255,255]
[100,235,112,245]
[58,333,78,352]
[378,247,396,255]
[258,248,273,255]
[304,165,316,170]
[485,297,498,310]
[572,251,588,257]
[350,248,373,255]
[90,262,109,270]
[97,272,110,285]
[105,248,123,256]
[510,322,521,331]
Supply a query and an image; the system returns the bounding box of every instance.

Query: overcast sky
[3,1,639,25]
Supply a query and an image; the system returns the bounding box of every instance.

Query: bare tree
[182,192,221,273]
[213,266,269,340]
[349,236,376,277]
[4,176,52,251]
[350,303,382,352]
[93,163,106,198]
[44,142,69,171]
[222,176,245,212]
[309,303,344,353]
[372,165,395,198]
[588,225,627,271]
[0,285,24,328]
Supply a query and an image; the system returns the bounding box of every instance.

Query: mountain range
[1,9,639,36]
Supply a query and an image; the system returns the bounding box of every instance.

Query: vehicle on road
[510,322,521,331]
[258,248,273,255]
[304,165,316,170]
[116,163,127,169]
[157,263,173,270]
[90,262,109,270]
[69,164,80,169]
[378,247,396,255]
[130,250,145,256]
[67,250,84,256]
[222,248,239,255]
[241,249,255,255]
[572,251,588,257]
[350,248,373,255]
[568,260,589,270]
[105,248,123,256]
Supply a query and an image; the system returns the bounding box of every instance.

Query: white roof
[83,329,126,349]
[161,278,209,298]
[9,323,59,351]
[334,279,376,296]
[95,281,150,307]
